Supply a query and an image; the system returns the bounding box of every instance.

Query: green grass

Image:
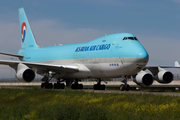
[0,88,180,120]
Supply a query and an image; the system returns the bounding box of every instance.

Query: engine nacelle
[134,71,153,87]
[154,71,173,83]
[16,63,35,82]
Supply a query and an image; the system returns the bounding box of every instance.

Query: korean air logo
[75,44,111,52]
[21,22,27,43]
[77,47,82,52]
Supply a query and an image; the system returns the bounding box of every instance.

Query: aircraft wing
[144,61,179,76]
[0,60,79,74]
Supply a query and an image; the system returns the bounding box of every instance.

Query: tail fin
[175,61,180,67]
[18,8,38,49]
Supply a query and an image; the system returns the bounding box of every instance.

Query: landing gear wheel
[101,85,105,90]
[125,84,130,91]
[41,71,57,89]
[93,84,105,90]
[71,84,83,89]
[93,79,106,90]
[79,84,83,89]
[54,83,65,89]
[120,84,125,91]
[54,83,57,89]
[41,83,45,88]
[45,83,53,89]
[59,83,65,89]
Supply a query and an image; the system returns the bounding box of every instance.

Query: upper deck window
[123,37,138,41]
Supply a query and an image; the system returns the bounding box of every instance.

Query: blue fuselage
[18,33,149,78]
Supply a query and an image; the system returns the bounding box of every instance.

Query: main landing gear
[54,79,65,89]
[71,79,83,89]
[120,76,130,91]
[93,79,106,90]
[41,81,65,89]
[41,74,53,89]
[41,72,65,89]
[41,82,53,89]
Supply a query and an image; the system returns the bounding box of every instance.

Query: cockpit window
[123,37,138,41]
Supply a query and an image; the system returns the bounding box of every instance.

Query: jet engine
[16,63,35,82]
[133,70,153,87]
[154,70,173,83]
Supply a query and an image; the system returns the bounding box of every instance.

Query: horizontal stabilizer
[0,52,23,58]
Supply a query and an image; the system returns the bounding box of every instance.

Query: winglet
[175,61,180,67]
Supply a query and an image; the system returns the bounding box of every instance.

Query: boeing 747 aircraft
[0,8,174,91]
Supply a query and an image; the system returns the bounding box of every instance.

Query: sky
[0,0,180,78]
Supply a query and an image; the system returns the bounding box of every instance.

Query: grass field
[0,88,180,120]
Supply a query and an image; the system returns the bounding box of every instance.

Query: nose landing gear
[120,84,130,91]
[120,76,130,91]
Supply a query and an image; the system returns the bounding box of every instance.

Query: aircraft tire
[125,84,130,91]
[93,84,105,90]
[59,83,65,89]
[50,83,53,89]
[41,83,45,88]
[54,83,57,89]
[101,85,105,90]
[79,84,83,89]
[71,84,83,89]
[71,84,76,89]
[120,84,125,91]
[45,83,53,89]
[93,84,98,90]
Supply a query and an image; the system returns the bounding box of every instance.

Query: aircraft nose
[137,49,149,58]
[136,48,149,64]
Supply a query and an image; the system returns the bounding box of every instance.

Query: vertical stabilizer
[175,61,180,67]
[18,8,38,49]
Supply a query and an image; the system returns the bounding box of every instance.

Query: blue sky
[0,0,180,78]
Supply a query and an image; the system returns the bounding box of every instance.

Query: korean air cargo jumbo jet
[0,8,174,90]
